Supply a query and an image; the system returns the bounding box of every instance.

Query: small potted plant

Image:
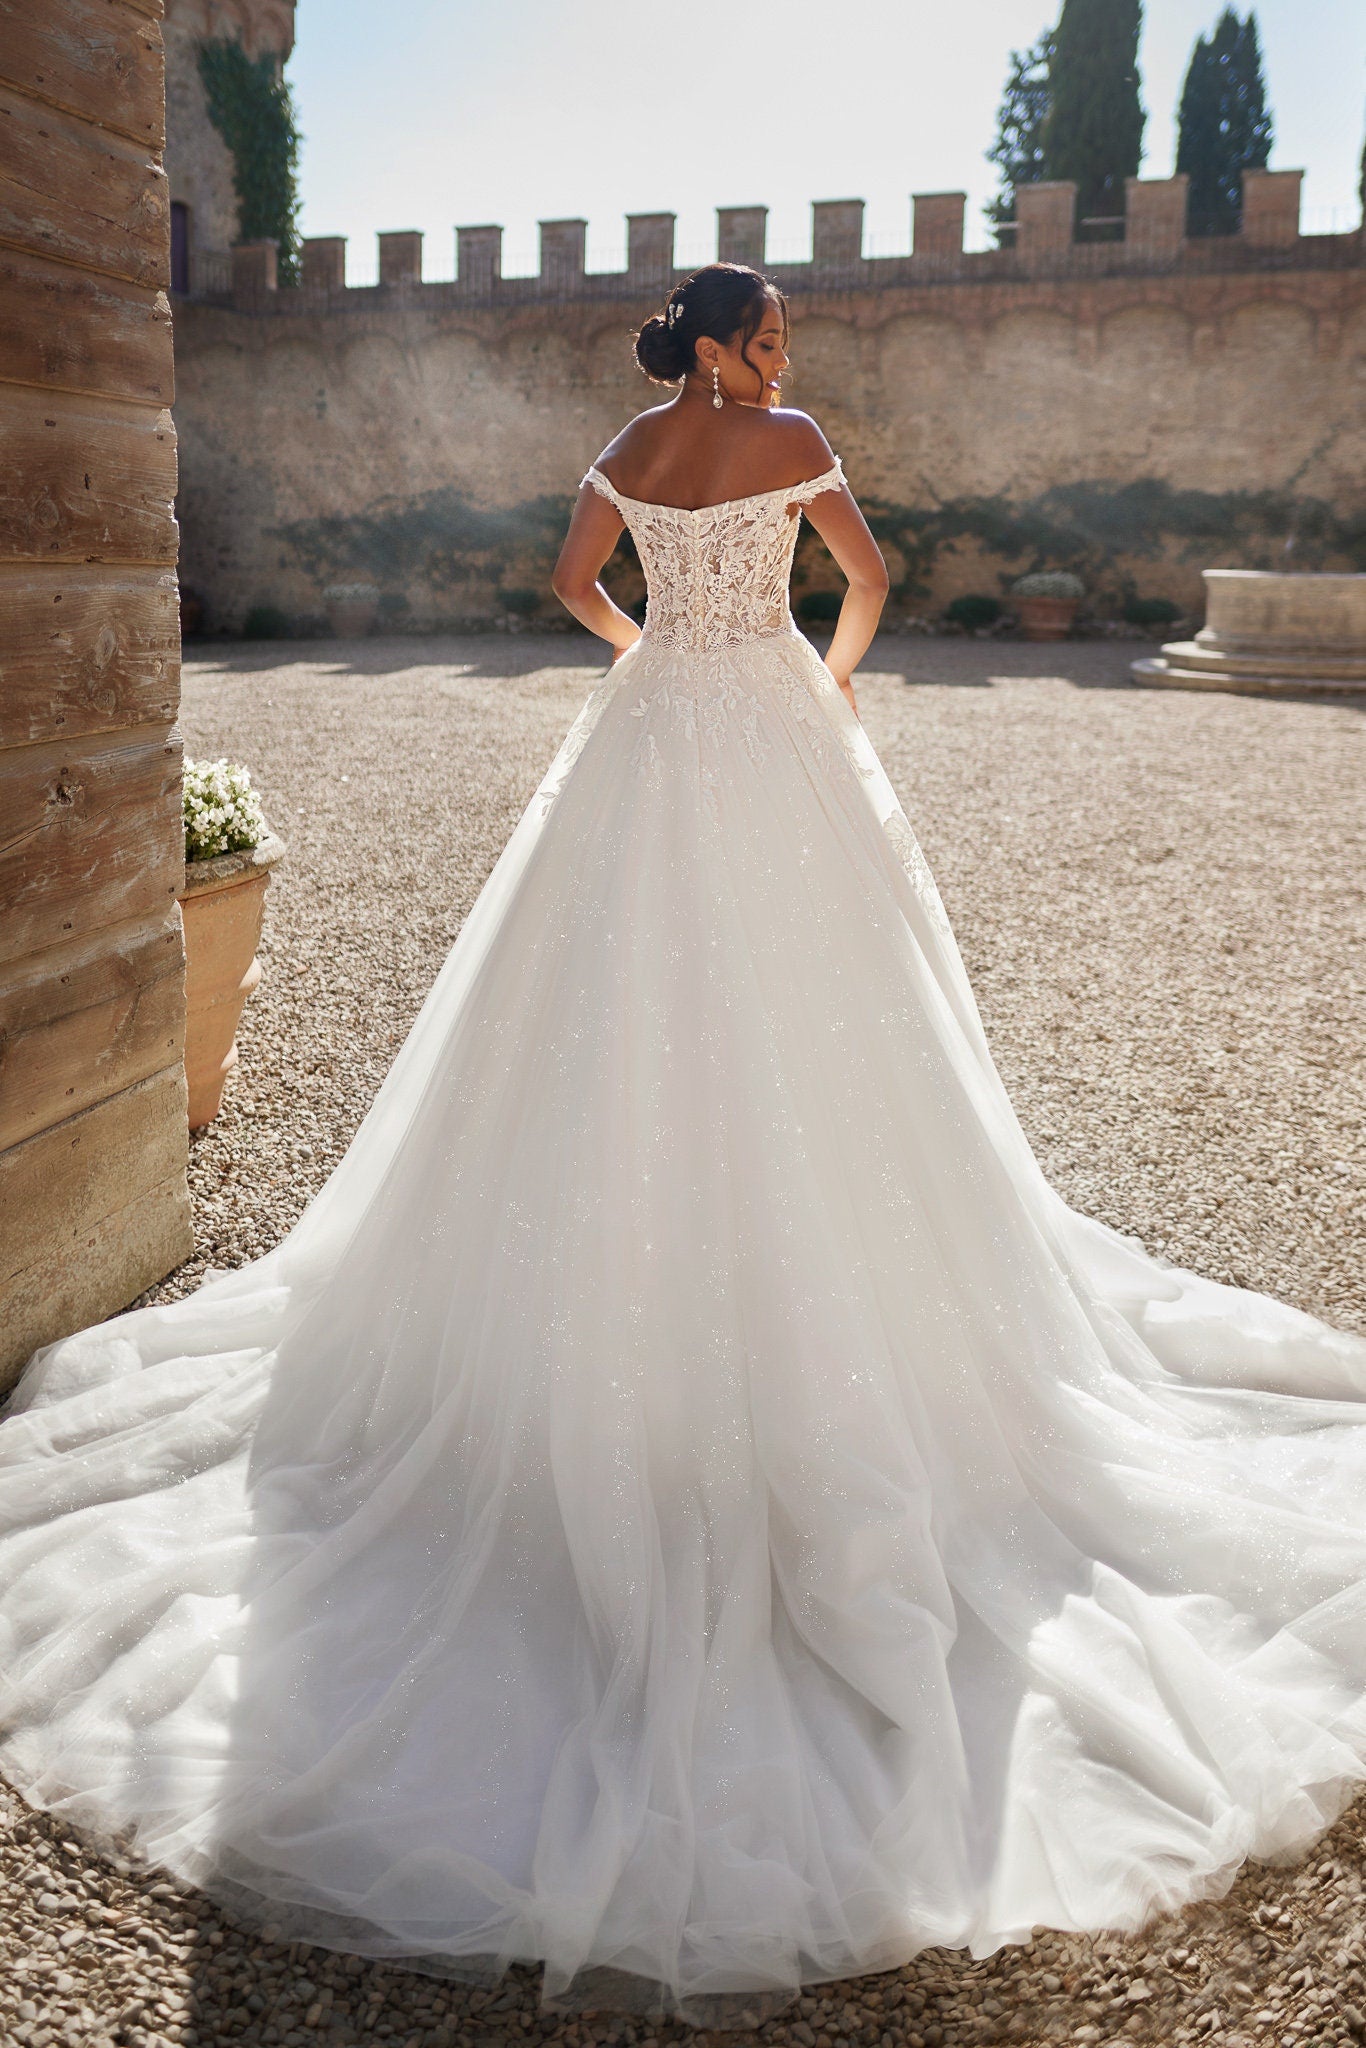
[179,759,286,1130]
[1011,570,1085,641]
[323,581,380,637]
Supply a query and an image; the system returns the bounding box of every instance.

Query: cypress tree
[985,30,1056,244]
[1175,9,1273,236]
[1040,0,1145,227]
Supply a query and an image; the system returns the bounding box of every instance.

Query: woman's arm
[799,487,889,722]
[551,487,643,659]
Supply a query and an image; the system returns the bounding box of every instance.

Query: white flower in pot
[179,759,286,1130]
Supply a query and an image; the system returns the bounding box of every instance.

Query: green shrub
[945,593,1004,630]
[1122,595,1183,626]
[242,603,291,639]
[796,590,843,623]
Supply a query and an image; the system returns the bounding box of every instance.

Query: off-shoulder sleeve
[581,466,625,511]
[787,455,846,506]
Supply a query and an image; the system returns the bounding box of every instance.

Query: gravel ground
[3,632,1365,2048]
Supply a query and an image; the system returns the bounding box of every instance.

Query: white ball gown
[2,454,1366,2025]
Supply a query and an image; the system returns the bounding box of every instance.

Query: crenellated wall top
[207,170,1363,312]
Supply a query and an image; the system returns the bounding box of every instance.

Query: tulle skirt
[3,627,1365,2023]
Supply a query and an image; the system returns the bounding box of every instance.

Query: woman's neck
[678,373,768,412]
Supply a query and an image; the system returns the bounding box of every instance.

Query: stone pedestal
[1133,572,1366,695]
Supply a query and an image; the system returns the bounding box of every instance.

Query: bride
[2,260,1366,2026]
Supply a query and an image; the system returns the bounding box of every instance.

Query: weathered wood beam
[0,245,172,402]
[0,563,179,748]
[0,387,177,562]
[0,0,166,149]
[0,724,183,966]
[0,81,170,289]
[0,1066,193,1384]
[0,905,184,1150]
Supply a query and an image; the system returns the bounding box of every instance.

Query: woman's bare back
[595,400,835,513]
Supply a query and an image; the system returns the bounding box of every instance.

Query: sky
[289,0,1365,282]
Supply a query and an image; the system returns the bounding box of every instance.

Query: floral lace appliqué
[582,459,846,656]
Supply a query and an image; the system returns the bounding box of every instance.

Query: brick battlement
[201,171,1362,310]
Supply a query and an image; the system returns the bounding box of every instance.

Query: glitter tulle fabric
[3,458,1366,2025]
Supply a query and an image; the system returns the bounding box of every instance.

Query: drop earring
[711,364,723,410]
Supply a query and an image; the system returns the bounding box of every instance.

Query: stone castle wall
[171,175,1366,633]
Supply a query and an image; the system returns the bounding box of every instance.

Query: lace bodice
[581,456,846,654]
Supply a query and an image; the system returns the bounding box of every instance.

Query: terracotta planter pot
[1016,594,1079,642]
[179,831,286,1129]
[325,595,379,637]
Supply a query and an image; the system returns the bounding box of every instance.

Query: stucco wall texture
[172,259,1366,634]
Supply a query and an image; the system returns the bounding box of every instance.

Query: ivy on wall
[197,38,301,284]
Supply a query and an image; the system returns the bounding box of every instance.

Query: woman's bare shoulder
[758,409,837,483]
[592,403,675,472]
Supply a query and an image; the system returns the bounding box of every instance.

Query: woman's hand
[828,670,860,722]
[611,628,643,664]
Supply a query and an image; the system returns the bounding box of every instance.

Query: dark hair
[634,263,788,398]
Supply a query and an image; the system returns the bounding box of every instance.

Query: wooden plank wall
[0,0,191,1388]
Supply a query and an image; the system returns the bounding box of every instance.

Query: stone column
[0,0,191,1385]
[539,218,586,292]
[717,206,767,268]
[1014,183,1076,270]
[457,224,502,294]
[378,230,423,286]
[300,235,346,290]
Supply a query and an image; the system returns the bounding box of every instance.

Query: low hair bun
[633,311,690,384]
[631,264,789,396]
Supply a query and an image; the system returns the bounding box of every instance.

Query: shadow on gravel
[867,638,1366,709]
[183,634,604,681]
[187,634,1366,711]
[862,637,1148,692]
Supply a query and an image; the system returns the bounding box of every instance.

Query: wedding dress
[3,455,1366,2024]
